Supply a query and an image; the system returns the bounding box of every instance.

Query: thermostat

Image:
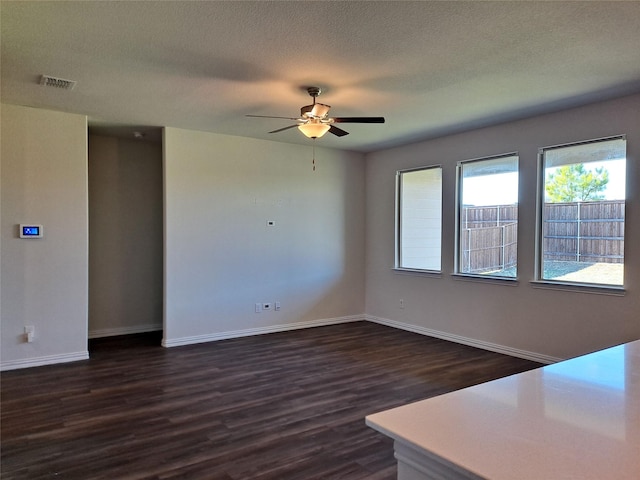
[20,224,43,238]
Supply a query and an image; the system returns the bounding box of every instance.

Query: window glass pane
[458,154,519,278]
[540,137,626,286]
[397,167,442,271]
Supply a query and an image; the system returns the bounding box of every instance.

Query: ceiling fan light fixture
[298,122,330,138]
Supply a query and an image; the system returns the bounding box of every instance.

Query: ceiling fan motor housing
[301,103,331,119]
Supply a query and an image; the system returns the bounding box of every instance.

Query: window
[396,166,442,271]
[456,154,519,278]
[538,136,626,287]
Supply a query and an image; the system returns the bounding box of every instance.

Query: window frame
[454,152,519,281]
[534,134,626,291]
[395,164,443,274]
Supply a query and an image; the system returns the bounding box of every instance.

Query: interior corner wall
[365,94,640,362]
[88,134,163,338]
[162,127,365,346]
[1,104,89,370]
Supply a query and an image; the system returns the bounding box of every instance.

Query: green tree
[545,163,609,202]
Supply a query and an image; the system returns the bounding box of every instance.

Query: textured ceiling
[2,1,640,152]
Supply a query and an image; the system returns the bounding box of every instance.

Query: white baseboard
[2,315,560,371]
[0,351,89,371]
[365,315,562,364]
[162,315,364,348]
[89,324,163,339]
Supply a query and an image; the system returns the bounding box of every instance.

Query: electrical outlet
[399,299,405,309]
[24,325,35,342]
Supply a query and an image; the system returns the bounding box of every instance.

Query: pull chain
[312,141,316,171]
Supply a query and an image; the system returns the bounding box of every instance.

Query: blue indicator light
[19,224,43,238]
[23,226,40,236]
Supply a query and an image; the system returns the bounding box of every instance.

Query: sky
[463,159,626,206]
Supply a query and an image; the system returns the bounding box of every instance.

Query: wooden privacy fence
[461,205,518,274]
[543,200,624,263]
[461,200,625,273]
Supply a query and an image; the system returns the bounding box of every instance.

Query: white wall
[88,135,163,337]
[1,104,89,370]
[365,94,640,362]
[163,128,365,346]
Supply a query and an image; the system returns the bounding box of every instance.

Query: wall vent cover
[40,75,77,90]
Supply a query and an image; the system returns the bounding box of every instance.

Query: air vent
[40,75,77,90]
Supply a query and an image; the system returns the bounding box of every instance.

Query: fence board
[543,200,624,264]
[461,200,624,272]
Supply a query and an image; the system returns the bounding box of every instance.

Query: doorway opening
[88,129,163,350]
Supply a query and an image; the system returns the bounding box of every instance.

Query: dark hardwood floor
[1,322,540,480]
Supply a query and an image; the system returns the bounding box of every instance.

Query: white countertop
[366,339,640,479]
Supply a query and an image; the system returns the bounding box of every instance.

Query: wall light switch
[25,325,35,342]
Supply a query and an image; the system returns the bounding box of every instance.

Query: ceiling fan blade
[246,114,300,120]
[329,125,349,137]
[332,117,385,123]
[268,124,299,134]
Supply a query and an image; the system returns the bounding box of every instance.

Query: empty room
[1,2,639,479]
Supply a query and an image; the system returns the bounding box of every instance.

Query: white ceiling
[2,1,640,152]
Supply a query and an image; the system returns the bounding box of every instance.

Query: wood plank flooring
[1,322,541,480]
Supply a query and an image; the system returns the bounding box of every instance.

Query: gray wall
[1,104,89,369]
[365,94,640,362]
[88,135,163,337]
[2,95,638,370]
[162,127,366,346]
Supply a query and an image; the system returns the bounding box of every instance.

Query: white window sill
[530,280,625,296]
[451,273,519,286]
[393,268,442,278]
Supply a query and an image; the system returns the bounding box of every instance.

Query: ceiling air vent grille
[40,75,77,90]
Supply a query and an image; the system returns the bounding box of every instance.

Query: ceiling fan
[246,87,385,139]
